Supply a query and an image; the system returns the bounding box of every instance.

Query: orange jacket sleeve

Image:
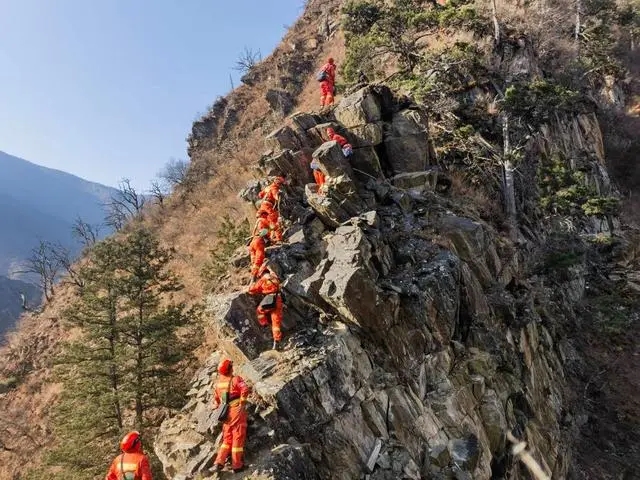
[138,455,153,480]
[334,133,348,147]
[234,376,251,400]
[248,277,264,295]
[105,458,119,480]
[258,190,265,199]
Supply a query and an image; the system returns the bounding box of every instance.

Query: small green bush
[201,215,250,289]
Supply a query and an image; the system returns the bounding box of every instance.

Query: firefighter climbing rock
[248,264,285,350]
[104,431,153,480]
[211,359,251,474]
[327,127,353,157]
[249,228,268,279]
[256,199,282,243]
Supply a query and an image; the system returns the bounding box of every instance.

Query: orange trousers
[257,296,283,341]
[320,81,334,106]
[313,170,325,188]
[215,406,248,470]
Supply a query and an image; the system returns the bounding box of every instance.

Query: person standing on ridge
[248,265,284,350]
[326,127,353,157]
[211,359,251,474]
[104,431,153,480]
[318,57,337,109]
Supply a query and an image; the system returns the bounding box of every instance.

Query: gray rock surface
[157,87,618,480]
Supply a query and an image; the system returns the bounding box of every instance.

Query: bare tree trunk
[575,0,582,56]
[502,114,518,238]
[491,0,500,45]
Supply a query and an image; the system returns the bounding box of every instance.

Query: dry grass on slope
[0,3,347,477]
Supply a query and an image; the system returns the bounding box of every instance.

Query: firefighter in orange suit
[258,176,285,205]
[256,200,282,243]
[249,229,268,278]
[105,431,153,480]
[319,57,337,108]
[211,359,251,473]
[248,265,284,350]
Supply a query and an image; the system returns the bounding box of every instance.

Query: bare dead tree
[149,179,168,206]
[19,240,62,301]
[491,0,501,45]
[158,158,189,188]
[72,217,100,249]
[234,46,262,74]
[104,179,145,230]
[50,242,84,290]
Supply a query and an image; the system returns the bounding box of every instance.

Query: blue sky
[0,0,304,191]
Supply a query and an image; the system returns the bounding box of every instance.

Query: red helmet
[326,127,335,137]
[218,358,233,375]
[256,210,268,217]
[120,431,142,453]
[328,57,334,64]
[274,176,286,185]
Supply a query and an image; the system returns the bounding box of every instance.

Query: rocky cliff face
[155,85,614,479]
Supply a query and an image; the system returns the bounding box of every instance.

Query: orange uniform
[105,451,152,480]
[249,236,266,277]
[258,182,281,205]
[248,273,283,342]
[313,169,326,188]
[320,58,337,107]
[257,201,282,243]
[213,374,251,471]
[327,128,348,147]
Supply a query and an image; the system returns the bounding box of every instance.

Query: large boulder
[383,109,432,174]
[349,123,384,147]
[259,149,314,185]
[265,125,307,152]
[312,141,355,179]
[350,146,384,182]
[334,87,383,128]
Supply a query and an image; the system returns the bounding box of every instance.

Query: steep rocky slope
[154,85,630,479]
[1,0,639,479]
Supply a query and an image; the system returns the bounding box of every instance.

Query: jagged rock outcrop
[156,85,615,479]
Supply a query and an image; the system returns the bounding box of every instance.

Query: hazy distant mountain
[0,150,116,334]
[0,276,40,336]
[0,150,116,276]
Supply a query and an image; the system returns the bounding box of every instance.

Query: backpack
[316,69,328,82]
[342,144,354,157]
[259,294,277,310]
[120,455,137,480]
[216,377,233,424]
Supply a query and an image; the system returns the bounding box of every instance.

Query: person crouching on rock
[310,156,326,192]
[326,127,353,157]
[211,359,251,474]
[104,431,153,480]
[248,264,285,350]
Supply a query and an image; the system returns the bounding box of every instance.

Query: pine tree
[35,238,126,478]
[116,227,198,430]
[28,228,201,479]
